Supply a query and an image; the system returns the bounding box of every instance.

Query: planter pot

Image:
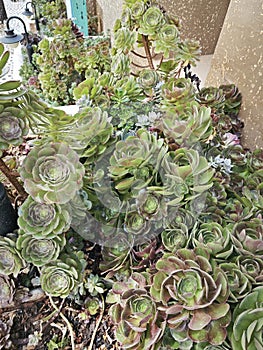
[0,182,18,235]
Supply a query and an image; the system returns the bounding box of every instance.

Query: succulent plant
[230,286,263,350]
[161,222,189,252]
[157,148,214,205]
[114,27,137,53]
[235,255,263,284]
[40,253,83,297]
[231,216,263,256]
[219,262,252,303]
[192,223,233,259]
[110,273,166,350]
[154,24,180,58]
[0,107,28,149]
[18,196,71,239]
[16,233,66,267]
[138,69,159,92]
[0,275,15,307]
[220,84,242,117]
[0,236,26,278]
[177,39,201,67]
[138,6,166,37]
[109,129,168,194]
[85,297,101,315]
[85,274,105,297]
[63,107,113,162]
[111,52,131,76]
[150,249,230,346]
[20,142,85,204]
[159,105,213,146]
[161,78,196,112]
[196,87,225,112]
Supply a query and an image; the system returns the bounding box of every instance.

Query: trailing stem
[142,35,155,70]
[0,158,27,199]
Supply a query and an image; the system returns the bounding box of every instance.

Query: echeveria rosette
[160,106,213,147]
[0,275,15,307]
[16,233,66,267]
[40,253,83,298]
[20,142,85,204]
[230,286,263,350]
[110,273,166,350]
[0,236,26,278]
[154,24,180,58]
[130,0,147,20]
[138,6,166,37]
[109,130,168,194]
[114,27,137,53]
[231,217,263,257]
[0,107,28,149]
[136,189,168,221]
[18,196,71,239]
[192,223,233,259]
[156,148,214,206]
[161,222,189,252]
[124,209,151,237]
[150,249,230,346]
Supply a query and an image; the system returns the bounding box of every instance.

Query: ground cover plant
[0,0,263,349]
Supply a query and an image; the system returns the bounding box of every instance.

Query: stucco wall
[96,0,230,54]
[206,0,263,150]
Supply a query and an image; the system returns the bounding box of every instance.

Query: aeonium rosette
[19,142,85,204]
[0,106,29,150]
[18,196,71,238]
[150,249,230,346]
[110,273,166,350]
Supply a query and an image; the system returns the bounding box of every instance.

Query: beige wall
[96,0,230,54]
[206,0,263,150]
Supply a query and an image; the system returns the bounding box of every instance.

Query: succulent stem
[0,157,28,199]
[142,35,155,70]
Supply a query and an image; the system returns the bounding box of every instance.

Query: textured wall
[206,0,263,150]
[157,0,230,55]
[96,0,230,54]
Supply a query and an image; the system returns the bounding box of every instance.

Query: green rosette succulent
[131,0,147,19]
[40,253,83,297]
[177,39,201,67]
[230,286,263,350]
[109,129,168,194]
[160,106,213,146]
[136,189,168,221]
[138,69,159,91]
[20,142,85,204]
[154,24,180,58]
[110,273,166,350]
[16,233,66,267]
[18,196,71,239]
[138,6,166,37]
[0,275,15,307]
[219,262,252,303]
[0,107,28,149]
[236,255,263,284]
[194,343,231,350]
[150,249,230,346]
[114,27,137,53]
[124,209,151,237]
[161,78,196,113]
[0,236,26,278]
[64,107,113,162]
[161,222,189,252]
[196,87,225,112]
[111,52,131,76]
[231,217,263,256]
[155,148,214,205]
[192,223,233,259]
[220,84,242,116]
